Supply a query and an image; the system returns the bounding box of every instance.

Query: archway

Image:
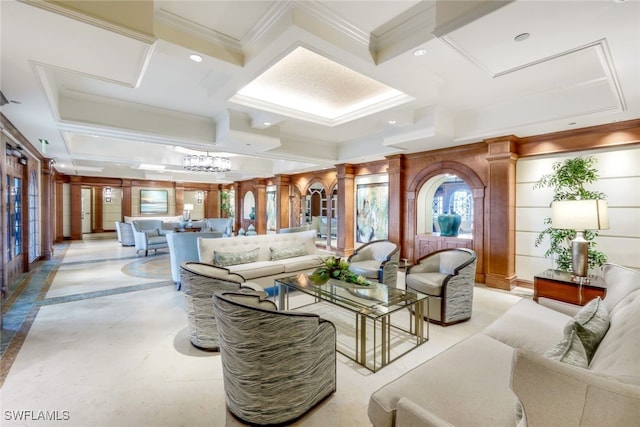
[407,161,485,279]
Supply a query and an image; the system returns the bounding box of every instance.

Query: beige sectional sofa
[368,263,640,427]
[197,230,327,291]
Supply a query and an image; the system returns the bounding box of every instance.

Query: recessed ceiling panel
[229,46,413,126]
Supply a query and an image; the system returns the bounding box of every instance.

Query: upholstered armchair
[213,290,336,425]
[279,225,312,233]
[115,221,135,246]
[204,218,233,237]
[179,262,263,350]
[405,248,477,326]
[131,219,170,256]
[348,240,400,287]
[166,232,221,289]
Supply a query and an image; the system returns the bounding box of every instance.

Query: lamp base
[571,231,589,278]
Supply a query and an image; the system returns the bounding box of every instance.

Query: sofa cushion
[226,261,285,280]
[570,296,609,361]
[270,244,308,261]
[588,289,640,385]
[279,255,323,273]
[544,322,589,368]
[214,248,259,267]
[368,334,517,427]
[483,298,569,354]
[405,272,449,296]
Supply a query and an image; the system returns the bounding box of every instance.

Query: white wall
[102,188,122,230]
[516,146,640,282]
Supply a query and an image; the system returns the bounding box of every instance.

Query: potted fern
[534,156,608,272]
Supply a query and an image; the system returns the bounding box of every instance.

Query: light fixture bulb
[189,54,203,63]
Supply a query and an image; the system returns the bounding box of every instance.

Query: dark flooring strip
[40,281,173,306]
[1,245,68,387]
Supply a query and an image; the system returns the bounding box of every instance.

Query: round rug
[122,254,171,280]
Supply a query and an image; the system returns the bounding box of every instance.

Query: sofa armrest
[395,397,454,427]
[536,297,582,317]
[511,347,640,427]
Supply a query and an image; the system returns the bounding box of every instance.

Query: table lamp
[183,203,194,221]
[551,199,609,280]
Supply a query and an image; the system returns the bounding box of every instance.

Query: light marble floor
[1,239,526,426]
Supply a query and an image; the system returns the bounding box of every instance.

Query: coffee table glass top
[275,273,427,319]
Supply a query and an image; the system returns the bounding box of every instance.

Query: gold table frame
[276,274,429,372]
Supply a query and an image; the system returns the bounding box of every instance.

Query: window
[14,177,22,256]
[29,171,39,262]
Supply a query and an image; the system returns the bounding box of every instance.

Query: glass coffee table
[275,274,429,372]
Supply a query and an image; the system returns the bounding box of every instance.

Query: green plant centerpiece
[534,156,607,271]
[309,256,370,286]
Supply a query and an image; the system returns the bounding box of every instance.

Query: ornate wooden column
[387,155,405,249]
[206,185,221,218]
[40,159,54,259]
[70,177,83,240]
[274,175,291,230]
[336,164,356,257]
[121,180,132,219]
[485,136,519,290]
[254,179,267,234]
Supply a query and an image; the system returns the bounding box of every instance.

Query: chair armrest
[395,397,454,427]
[511,348,640,427]
[536,297,582,317]
[180,261,246,284]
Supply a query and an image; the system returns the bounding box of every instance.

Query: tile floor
[1,238,526,426]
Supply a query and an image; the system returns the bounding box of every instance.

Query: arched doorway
[407,161,485,280]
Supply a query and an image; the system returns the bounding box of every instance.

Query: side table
[533,269,606,306]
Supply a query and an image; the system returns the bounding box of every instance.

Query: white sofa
[368,263,640,427]
[197,230,327,291]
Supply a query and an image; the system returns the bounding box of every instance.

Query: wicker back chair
[213,290,336,425]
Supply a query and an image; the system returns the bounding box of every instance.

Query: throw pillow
[270,244,308,261]
[214,248,259,267]
[544,322,589,368]
[145,229,160,237]
[569,296,610,361]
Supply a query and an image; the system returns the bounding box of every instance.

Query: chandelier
[183,152,231,172]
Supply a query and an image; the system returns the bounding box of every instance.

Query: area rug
[121,254,171,280]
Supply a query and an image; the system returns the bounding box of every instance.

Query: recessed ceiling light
[263,121,271,126]
[514,33,530,42]
[388,120,397,125]
[413,48,427,57]
[189,54,203,63]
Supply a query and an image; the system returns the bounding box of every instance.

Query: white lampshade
[551,199,609,231]
[184,203,194,211]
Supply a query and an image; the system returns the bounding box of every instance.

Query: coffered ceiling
[2,0,639,183]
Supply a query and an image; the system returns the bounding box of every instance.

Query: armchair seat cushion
[147,235,167,246]
[405,272,449,296]
[349,260,385,279]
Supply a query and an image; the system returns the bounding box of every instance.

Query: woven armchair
[179,262,263,351]
[213,290,336,425]
[348,240,400,287]
[405,248,477,326]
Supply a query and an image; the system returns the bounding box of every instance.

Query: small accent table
[174,227,202,233]
[533,269,606,306]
